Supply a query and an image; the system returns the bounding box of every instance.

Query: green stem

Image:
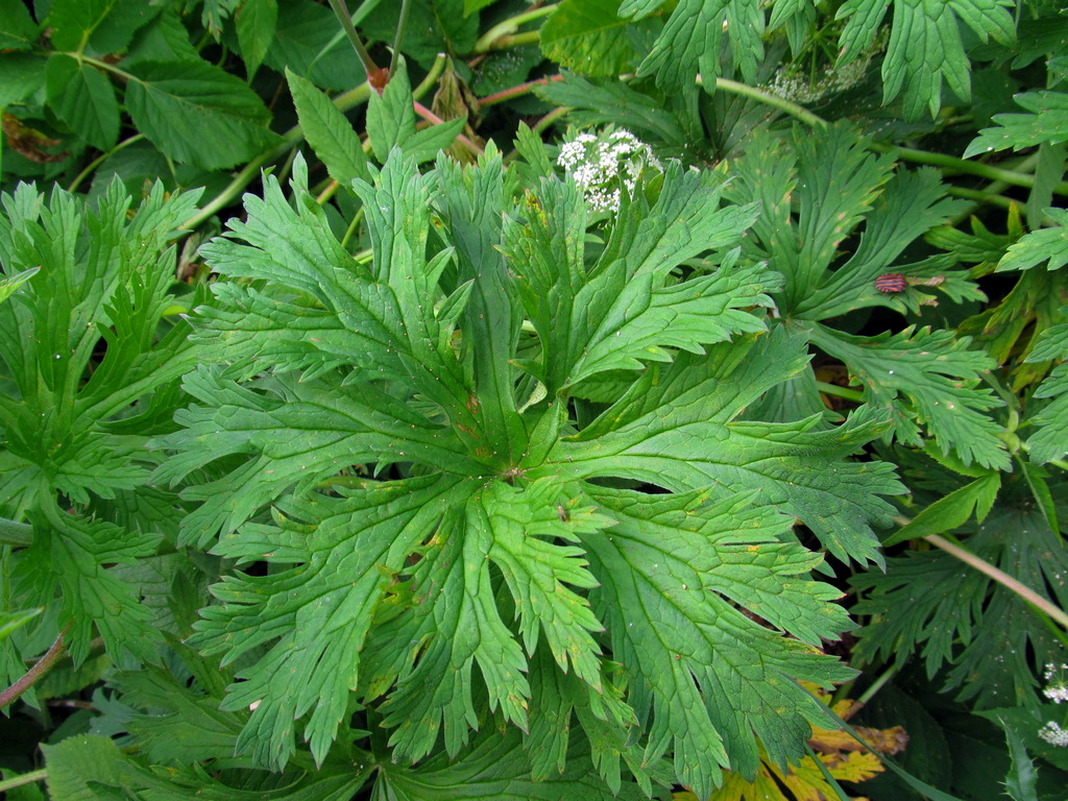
[181,82,373,230]
[709,76,829,129]
[67,134,145,193]
[389,0,413,78]
[868,141,1068,195]
[413,53,447,100]
[0,626,68,710]
[326,0,380,80]
[0,769,47,793]
[815,380,864,402]
[0,517,32,547]
[491,31,542,49]
[945,185,1015,209]
[473,4,557,52]
[925,533,1068,631]
[856,664,898,706]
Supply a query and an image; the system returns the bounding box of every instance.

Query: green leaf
[0,266,39,304]
[285,67,369,186]
[501,161,770,393]
[45,54,120,151]
[809,325,1008,470]
[375,729,648,800]
[854,491,1068,709]
[165,149,897,784]
[1024,314,1068,463]
[838,0,1014,120]
[996,208,1068,272]
[125,59,279,170]
[1001,721,1040,801]
[263,0,365,91]
[536,329,902,566]
[964,90,1068,157]
[235,0,277,79]
[0,607,41,640]
[366,65,465,163]
[583,485,853,797]
[540,0,636,78]
[882,472,1001,547]
[626,0,765,89]
[0,0,38,50]
[42,735,127,801]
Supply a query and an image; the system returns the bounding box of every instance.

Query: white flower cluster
[1043,662,1068,704]
[556,129,661,214]
[1039,720,1068,747]
[763,57,871,104]
[1039,663,1068,747]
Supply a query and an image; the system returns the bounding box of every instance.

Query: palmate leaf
[0,179,203,665]
[964,91,1068,157]
[168,148,902,792]
[809,325,1008,470]
[724,124,1000,466]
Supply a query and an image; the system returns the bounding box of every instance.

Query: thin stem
[945,185,1015,209]
[67,134,145,193]
[708,76,829,129]
[868,141,1068,195]
[0,626,69,710]
[389,0,413,78]
[413,101,483,155]
[856,664,899,707]
[925,533,1068,631]
[532,105,571,134]
[473,4,557,53]
[815,380,864,402]
[413,53,448,100]
[326,0,379,81]
[479,74,563,107]
[181,82,373,230]
[0,769,47,793]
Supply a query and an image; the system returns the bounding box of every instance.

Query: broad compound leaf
[0,0,38,50]
[535,329,902,566]
[235,0,277,79]
[583,485,855,795]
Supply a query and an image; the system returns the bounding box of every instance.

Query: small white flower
[1043,662,1068,703]
[1038,720,1068,747]
[556,128,661,215]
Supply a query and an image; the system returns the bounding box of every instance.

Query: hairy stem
[479,75,564,107]
[925,533,1068,631]
[0,626,69,710]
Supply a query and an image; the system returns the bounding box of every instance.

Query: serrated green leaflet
[161,147,900,792]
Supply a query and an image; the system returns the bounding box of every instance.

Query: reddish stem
[412,101,484,155]
[0,625,69,709]
[479,75,563,107]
